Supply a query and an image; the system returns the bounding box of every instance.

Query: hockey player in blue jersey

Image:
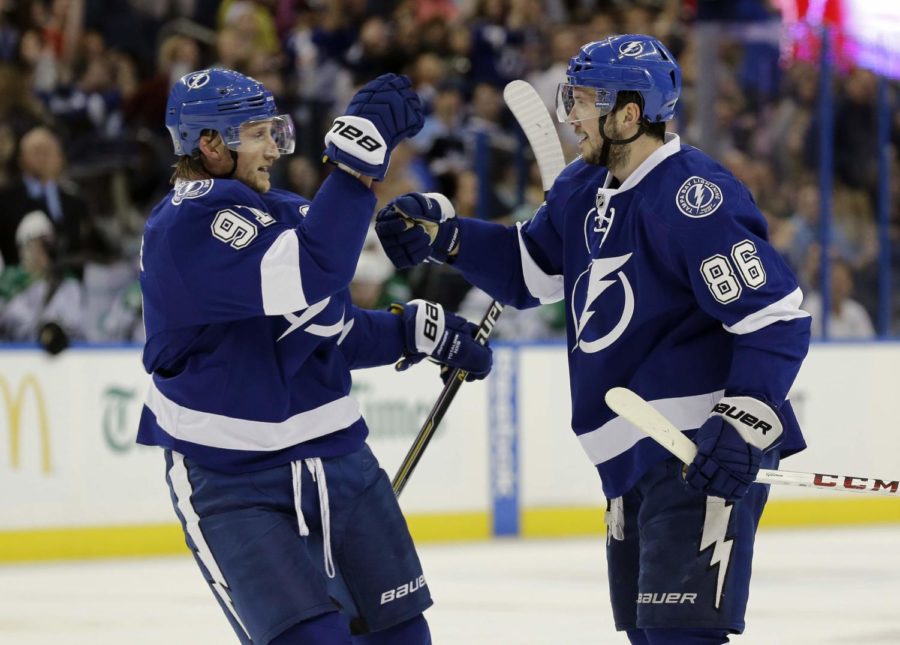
[137,69,493,645]
[375,35,811,644]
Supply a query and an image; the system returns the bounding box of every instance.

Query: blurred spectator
[0,63,47,135]
[0,210,83,342]
[468,0,535,88]
[125,33,201,132]
[0,126,107,273]
[411,80,468,196]
[344,16,405,84]
[802,257,875,340]
[0,1,894,342]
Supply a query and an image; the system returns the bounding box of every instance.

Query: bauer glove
[685,395,784,501]
[391,299,492,381]
[323,73,424,181]
[375,192,459,268]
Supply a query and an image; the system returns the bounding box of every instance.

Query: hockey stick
[392,300,504,496]
[604,387,900,497]
[391,81,566,496]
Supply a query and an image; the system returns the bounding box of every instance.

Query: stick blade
[503,80,567,191]
[604,388,699,465]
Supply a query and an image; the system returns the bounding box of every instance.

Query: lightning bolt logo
[675,176,724,218]
[211,580,251,638]
[570,253,634,354]
[691,183,707,208]
[700,497,734,610]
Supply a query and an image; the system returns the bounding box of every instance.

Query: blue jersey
[453,134,810,498]
[137,172,406,472]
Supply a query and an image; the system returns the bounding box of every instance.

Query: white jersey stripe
[580,390,724,465]
[260,230,307,315]
[724,287,810,335]
[168,452,251,639]
[516,221,564,304]
[146,381,361,451]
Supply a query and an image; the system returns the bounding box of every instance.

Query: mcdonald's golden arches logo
[0,374,52,473]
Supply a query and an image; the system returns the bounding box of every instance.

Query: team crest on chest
[675,176,723,218]
[570,253,634,354]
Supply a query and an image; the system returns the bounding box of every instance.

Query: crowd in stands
[0,0,897,350]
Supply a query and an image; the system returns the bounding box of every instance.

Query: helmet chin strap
[202,149,239,179]
[596,113,645,168]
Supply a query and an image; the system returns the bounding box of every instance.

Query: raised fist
[323,74,424,181]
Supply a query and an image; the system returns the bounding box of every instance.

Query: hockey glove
[392,299,492,381]
[375,192,459,268]
[323,73,424,181]
[685,396,784,501]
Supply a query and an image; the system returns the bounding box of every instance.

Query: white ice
[1,526,899,644]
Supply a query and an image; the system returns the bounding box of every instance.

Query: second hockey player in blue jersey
[137,69,492,645]
[376,35,811,645]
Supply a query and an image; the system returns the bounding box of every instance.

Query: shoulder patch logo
[172,179,214,205]
[676,176,724,218]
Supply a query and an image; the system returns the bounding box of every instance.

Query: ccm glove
[391,299,492,381]
[685,396,784,501]
[323,73,424,181]
[375,192,459,268]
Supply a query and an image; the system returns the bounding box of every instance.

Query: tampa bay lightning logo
[619,41,645,57]
[279,297,348,342]
[186,71,210,89]
[172,179,214,205]
[570,253,634,354]
[675,176,724,218]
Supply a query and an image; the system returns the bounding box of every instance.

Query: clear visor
[223,115,296,154]
[555,84,618,124]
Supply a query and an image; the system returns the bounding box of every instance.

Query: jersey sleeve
[157,172,375,326]
[337,306,406,369]
[452,178,570,308]
[662,181,811,406]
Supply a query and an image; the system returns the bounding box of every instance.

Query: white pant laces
[290,458,336,579]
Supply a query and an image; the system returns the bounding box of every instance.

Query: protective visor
[223,115,296,154]
[556,84,618,124]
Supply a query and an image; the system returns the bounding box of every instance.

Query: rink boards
[1,342,899,562]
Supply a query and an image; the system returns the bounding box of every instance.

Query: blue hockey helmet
[556,34,681,124]
[165,68,295,157]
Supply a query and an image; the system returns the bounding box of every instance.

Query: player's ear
[625,101,642,128]
[198,131,225,161]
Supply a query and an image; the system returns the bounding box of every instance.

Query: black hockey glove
[375,192,459,268]
[685,395,784,501]
[323,73,424,181]
[391,299,492,382]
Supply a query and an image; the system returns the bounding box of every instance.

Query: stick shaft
[391,301,504,496]
[392,80,564,497]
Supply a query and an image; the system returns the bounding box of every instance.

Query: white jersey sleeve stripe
[146,381,361,451]
[580,390,724,465]
[723,287,810,335]
[516,221,564,304]
[260,230,307,315]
